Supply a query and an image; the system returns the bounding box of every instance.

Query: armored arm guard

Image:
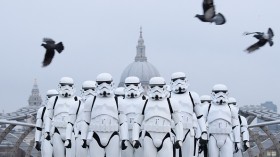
[80,97,93,140]
[35,107,44,142]
[66,101,80,140]
[172,111,183,141]
[240,115,249,141]
[230,105,241,143]
[44,96,56,133]
[118,102,129,140]
[190,92,207,135]
[193,113,201,139]
[132,114,144,141]
[119,112,129,140]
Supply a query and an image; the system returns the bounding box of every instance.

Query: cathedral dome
[118,28,160,89]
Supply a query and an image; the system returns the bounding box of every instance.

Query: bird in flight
[195,0,226,25]
[41,38,64,67]
[244,28,274,53]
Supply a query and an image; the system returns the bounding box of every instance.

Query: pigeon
[195,0,226,25]
[41,38,64,67]
[244,28,274,53]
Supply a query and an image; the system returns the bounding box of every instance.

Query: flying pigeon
[244,28,274,53]
[41,38,64,67]
[195,0,226,25]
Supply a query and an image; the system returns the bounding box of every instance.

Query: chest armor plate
[53,98,74,118]
[144,99,172,123]
[171,93,193,114]
[122,97,145,129]
[91,97,118,120]
[208,104,232,124]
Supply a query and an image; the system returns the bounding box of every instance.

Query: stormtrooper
[169,72,208,157]
[132,77,183,157]
[228,97,250,157]
[35,89,58,157]
[119,76,146,157]
[44,77,80,157]
[206,84,241,157]
[81,73,128,157]
[65,80,96,157]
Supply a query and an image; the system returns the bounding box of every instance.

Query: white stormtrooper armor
[44,77,80,157]
[228,97,250,157]
[119,76,146,157]
[65,80,96,157]
[198,95,211,157]
[199,95,212,125]
[35,89,58,157]
[81,73,126,157]
[132,77,183,157]
[206,84,241,157]
[193,113,201,157]
[170,72,208,157]
[239,116,250,152]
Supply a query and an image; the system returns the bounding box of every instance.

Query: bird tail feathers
[268,40,274,47]
[214,13,226,25]
[55,42,64,53]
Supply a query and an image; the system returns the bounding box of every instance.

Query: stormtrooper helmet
[228,97,237,106]
[148,77,168,100]
[81,80,96,100]
[228,97,239,108]
[58,77,75,97]
[124,76,143,98]
[96,73,114,97]
[211,84,228,105]
[114,87,125,98]
[228,97,239,113]
[46,89,58,101]
[200,95,211,104]
[170,72,189,94]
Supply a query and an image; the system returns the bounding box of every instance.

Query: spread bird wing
[43,38,55,44]
[267,28,274,38]
[203,0,215,20]
[42,49,55,67]
[245,39,267,53]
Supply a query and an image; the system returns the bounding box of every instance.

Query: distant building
[258,101,280,132]
[261,101,277,112]
[118,28,160,92]
[28,79,42,107]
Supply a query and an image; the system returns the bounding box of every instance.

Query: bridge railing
[0,120,40,157]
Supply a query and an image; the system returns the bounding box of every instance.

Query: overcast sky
[0,0,279,113]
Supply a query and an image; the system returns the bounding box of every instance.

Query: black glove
[133,140,142,149]
[243,140,250,151]
[234,142,240,153]
[65,139,71,148]
[82,139,88,148]
[35,141,41,151]
[174,140,182,149]
[198,137,208,153]
[199,132,208,145]
[121,140,128,150]
[45,132,51,141]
